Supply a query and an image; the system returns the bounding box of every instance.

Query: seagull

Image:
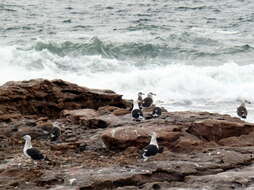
[141,132,163,161]
[50,126,61,142]
[142,92,156,108]
[131,100,144,121]
[237,100,251,119]
[237,102,248,119]
[23,135,49,162]
[137,92,145,110]
[152,107,162,118]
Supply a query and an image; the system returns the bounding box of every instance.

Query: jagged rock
[0,79,130,118]
[2,80,254,190]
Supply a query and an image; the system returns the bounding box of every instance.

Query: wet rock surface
[1,79,254,189]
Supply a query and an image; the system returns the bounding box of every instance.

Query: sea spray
[1,44,254,104]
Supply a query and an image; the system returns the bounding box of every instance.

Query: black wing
[132,109,143,119]
[50,127,61,141]
[142,97,153,107]
[237,106,247,118]
[142,144,159,157]
[26,148,44,160]
[152,107,162,117]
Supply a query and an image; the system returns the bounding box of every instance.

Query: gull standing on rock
[50,125,61,142]
[152,107,162,118]
[23,135,49,163]
[131,100,144,121]
[141,132,163,161]
[237,100,251,119]
[142,92,156,108]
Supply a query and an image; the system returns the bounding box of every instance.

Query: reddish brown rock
[2,80,254,190]
[101,124,181,150]
[187,119,254,141]
[218,130,254,147]
[61,108,130,129]
[0,114,22,122]
[172,132,205,152]
[98,105,131,116]
[0,79,130,118]
[61,109,109,128]
[101,111,254,152]
[61,109,99,124]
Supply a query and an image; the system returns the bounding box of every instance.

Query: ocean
[1,0,254,121]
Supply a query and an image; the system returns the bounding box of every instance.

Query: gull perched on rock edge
[141,132,163,161]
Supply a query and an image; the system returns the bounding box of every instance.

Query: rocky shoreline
[1,79,254,190]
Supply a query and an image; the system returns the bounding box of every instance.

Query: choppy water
[1,0,254,121]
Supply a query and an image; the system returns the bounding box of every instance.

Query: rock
[59,149,253,190]
[101,111,254,152]
[62,161,197,190]
[0,79,130,118]
[98,106,119,115]
[61,109,99,124]
[36,170,64,187]
[61,108,129,129]
[185,152,254,189]
[61,109,108,129]
[187,119,254,141]
[98,106,131,116]
[0,114,22,122]
[2,80,254,190]
[101,124,181,150]
[172,132,205,152]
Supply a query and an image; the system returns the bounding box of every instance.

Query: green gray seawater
[0,0,254,120]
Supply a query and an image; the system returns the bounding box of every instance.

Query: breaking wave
[1,44,254,105]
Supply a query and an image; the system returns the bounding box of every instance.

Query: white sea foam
[1,45,254,122]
